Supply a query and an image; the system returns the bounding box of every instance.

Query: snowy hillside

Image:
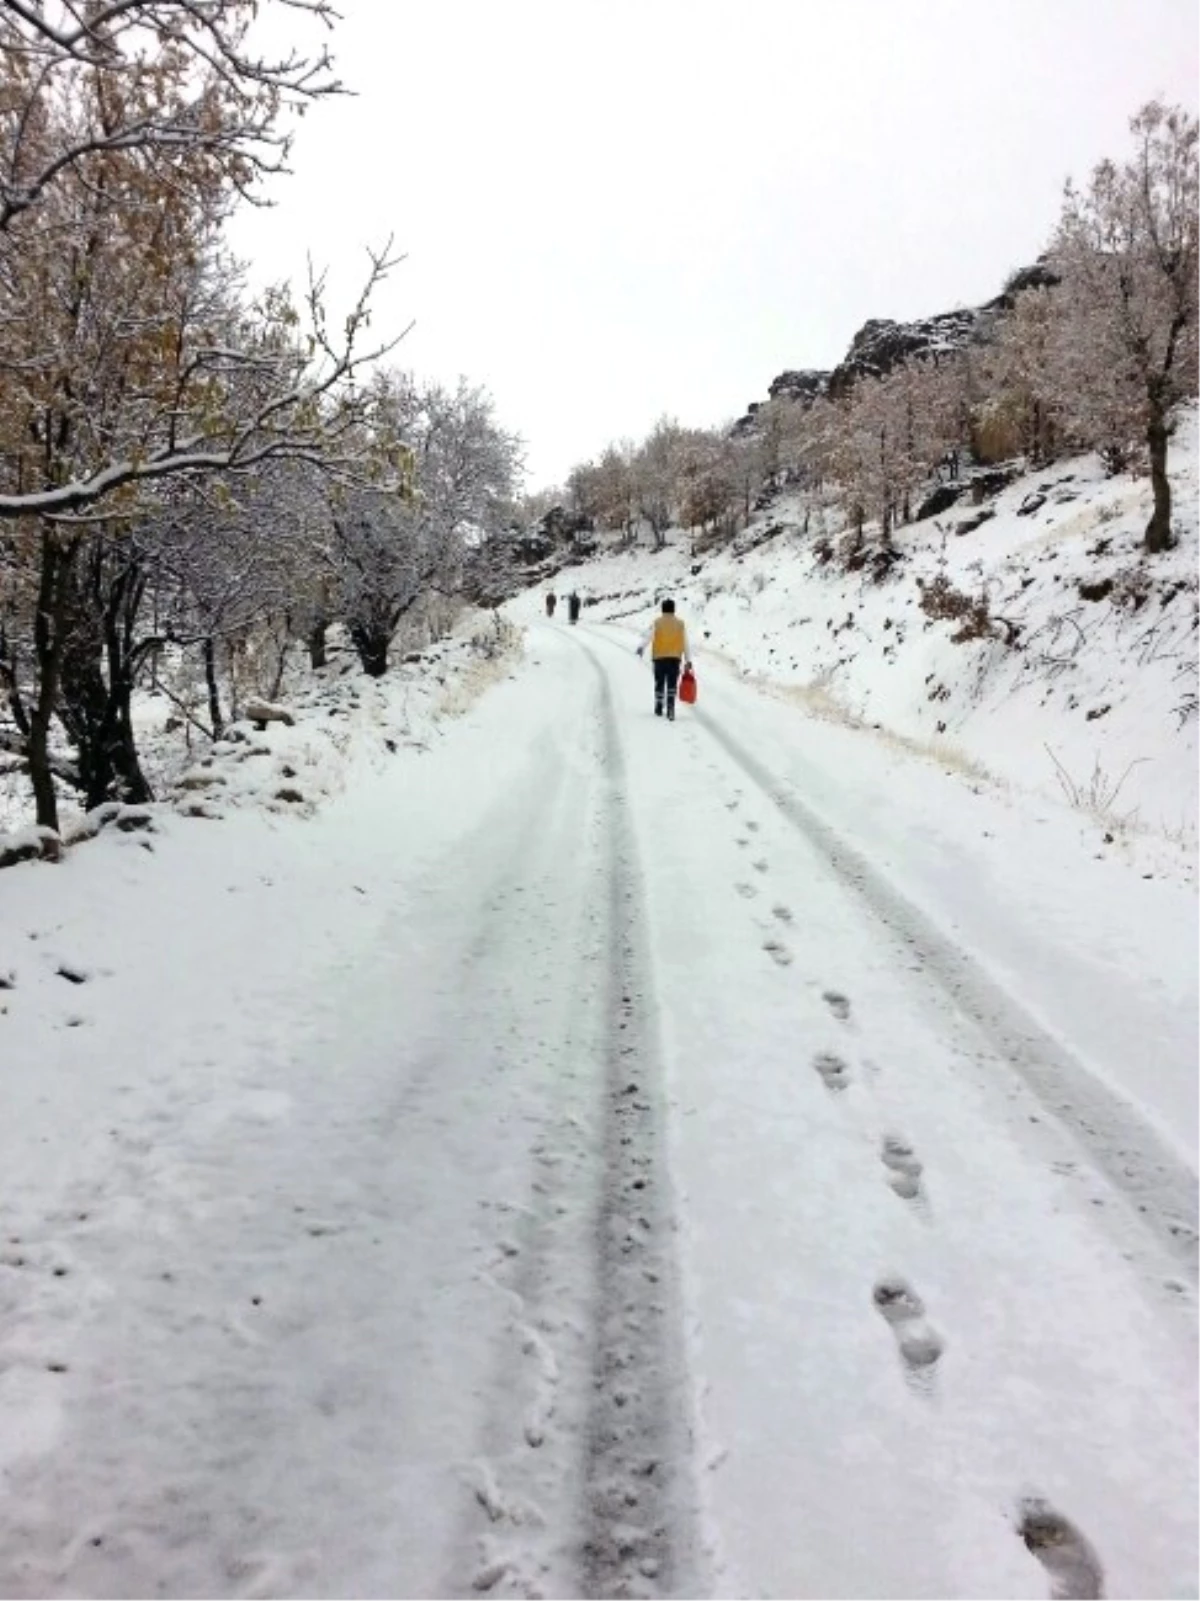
[533,409,1199,854]
[0,615,520,853]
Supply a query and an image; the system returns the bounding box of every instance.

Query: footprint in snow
[734,883,758,900]
[751,859,769,874]
[880,1135,924,1201]
[813,1052,850,1093]
[763,939,792,968]
[771,904,793,924]
[823,990,851,1022]
[745,820,759,832]
[1018,1498,1105,1600]
[872,1276,944,1389]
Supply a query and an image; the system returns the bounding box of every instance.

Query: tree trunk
[350,623,389,677]
[111,679,152,805]
[269,636,292,701]
[1145,401,1173,553]
[66,538,154,808]
[27,698,60,832]
[27,530,78,832]
[308,617,328,670]
[60,651,152,809]
[203,637,224,735]
[58,649,108,806]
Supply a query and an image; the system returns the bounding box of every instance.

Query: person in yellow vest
[636,597,692,720]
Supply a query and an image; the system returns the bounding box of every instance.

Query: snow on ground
[0,597,1194,1598]
[0,615,519,842]
[540,407,1199,859]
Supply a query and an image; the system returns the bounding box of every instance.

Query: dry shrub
[971,405,1025,465]
[1108,567,1153,612]
[917,573,1019,644]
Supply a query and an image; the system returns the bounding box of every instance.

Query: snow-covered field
[0,569,1194,1596]
[546,408,1199,859]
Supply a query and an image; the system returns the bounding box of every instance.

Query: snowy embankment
[0,616,519,854]
[538,407,1199,857]
[0,616,526,1593]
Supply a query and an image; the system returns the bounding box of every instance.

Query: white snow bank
[0,613,522,842]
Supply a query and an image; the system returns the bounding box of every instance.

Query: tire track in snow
[457,636,699,1598]
[577,646,700,1600]
[694,707,1198,1279]
[453,744,607,1598]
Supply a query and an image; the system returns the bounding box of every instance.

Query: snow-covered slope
[530,410,1199,853]
[0,615,520,849]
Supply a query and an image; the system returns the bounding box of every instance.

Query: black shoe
[654,705,663,717]
[667,707,675,721]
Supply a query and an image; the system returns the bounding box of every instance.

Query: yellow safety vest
[651,616,685,658]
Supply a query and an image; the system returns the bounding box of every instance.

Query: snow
[0,617,518,840]
[544,406,1200,853]
[0,458,1196,1596]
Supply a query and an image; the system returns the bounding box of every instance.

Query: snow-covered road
[1,622,1195,1599]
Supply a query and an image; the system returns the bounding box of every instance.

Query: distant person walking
[637,597,692,721]
[545,592,557,618]
[568,591,582,624]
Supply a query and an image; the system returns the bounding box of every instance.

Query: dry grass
[435,618,524,719]
[1044,744,1148,828]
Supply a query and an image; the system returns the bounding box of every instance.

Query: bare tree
[1,0,341,234]
[581,444,639,545]
[975,289,1063,465]
[329,374,521,676]
[632,417,686,548]
[0,0,402,524]
[1052,101,1199,551]
[0,0,408,828]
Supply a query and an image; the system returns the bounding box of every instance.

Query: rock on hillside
[826,306,981,398]
[734,259,1061,427]
[768,369,831,404]
[731,368,832,437]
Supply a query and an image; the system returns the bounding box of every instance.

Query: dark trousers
[653,656,681,716]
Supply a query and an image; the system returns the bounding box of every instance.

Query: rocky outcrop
[767,369,830,405]
[981,259,1060,313]
[738,258,1062,427]
[463,525,595,610]
[827,307,980,398]
[538,505,594,544]
[733,369,830,435]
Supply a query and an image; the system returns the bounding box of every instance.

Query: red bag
[678,665,697,705]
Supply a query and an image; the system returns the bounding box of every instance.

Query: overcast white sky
[231,0,1198,490]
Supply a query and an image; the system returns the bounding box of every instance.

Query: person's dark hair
[661,597,675,613]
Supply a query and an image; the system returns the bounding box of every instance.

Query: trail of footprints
[728,798,1105,1599]
[880,1134,923,1200]
[815,992,948,1399]
[1019,1498,1106,1601]
[872,1276,944,1387]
